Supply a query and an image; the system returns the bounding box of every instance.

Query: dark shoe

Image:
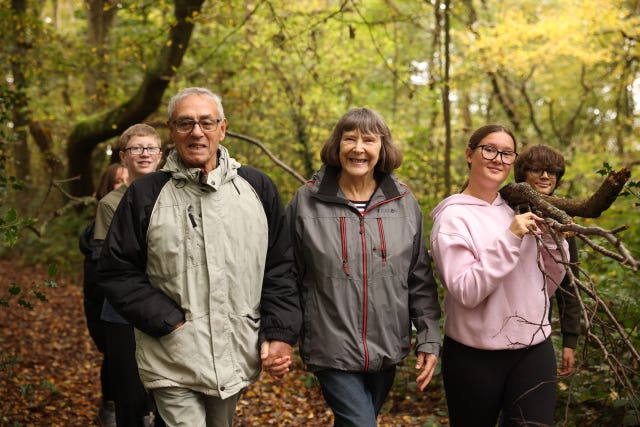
[97,400,117,427]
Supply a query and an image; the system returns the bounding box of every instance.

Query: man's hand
[415,352,438,391]
[260,340,293,380]
[558,347,575,376]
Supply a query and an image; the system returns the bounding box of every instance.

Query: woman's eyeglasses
[476,145,518,165]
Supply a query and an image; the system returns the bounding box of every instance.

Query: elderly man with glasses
[97,87,301,427]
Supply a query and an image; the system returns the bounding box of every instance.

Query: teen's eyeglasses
[528,168,559,179]
[476,145,518,165]
[123,146,161,155]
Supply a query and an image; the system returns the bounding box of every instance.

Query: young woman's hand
[509,212,543,238]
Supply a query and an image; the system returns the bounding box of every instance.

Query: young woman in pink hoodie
[429,124,567,426]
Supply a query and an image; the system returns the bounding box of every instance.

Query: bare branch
[227,131,306,184]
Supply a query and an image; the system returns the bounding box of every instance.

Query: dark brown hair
[320,108,403,174]
[513,144,565,185]
[95,163,126,201]
[464,124,517,169]
[467,124,517,152]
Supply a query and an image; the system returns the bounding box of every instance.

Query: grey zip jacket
[287,165,441,372]
[97,148,301,399]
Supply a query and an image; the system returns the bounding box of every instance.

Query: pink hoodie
[430,193,567,350]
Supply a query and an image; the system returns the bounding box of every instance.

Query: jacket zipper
[359,215,370,371]
[341,192,406,372]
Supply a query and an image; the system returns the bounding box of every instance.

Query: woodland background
[1,0,639,425]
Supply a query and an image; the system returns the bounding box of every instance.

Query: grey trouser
[152,387,241,427]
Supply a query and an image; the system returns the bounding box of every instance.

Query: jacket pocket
[226,312,261,382]
[185,204,205,268]
[135,319,204,386]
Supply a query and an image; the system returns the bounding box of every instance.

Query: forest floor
[0,258,449,427]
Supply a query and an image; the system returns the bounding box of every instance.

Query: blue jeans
[315,367,396,427]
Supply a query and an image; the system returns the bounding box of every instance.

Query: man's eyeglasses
[123,146,161,155]
[528,168,558,178]
[476,145,518,165]
[172,118,223,134]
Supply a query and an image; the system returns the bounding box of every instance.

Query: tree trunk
[10,0,31,181]
[66,0,206,196]
[84,0,119,112]
[441,0,452,195]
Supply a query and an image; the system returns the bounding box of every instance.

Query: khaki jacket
[98,148,299,398]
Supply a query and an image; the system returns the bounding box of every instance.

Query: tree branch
[227,131,306,184]
[66,0,206,196]
[500,168,631,220]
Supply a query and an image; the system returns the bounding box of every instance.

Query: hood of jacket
[430,192,504,222]
[160,146,241,190]
[305,165,408,206]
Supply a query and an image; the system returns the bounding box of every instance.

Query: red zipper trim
[340,217,349,276]
[376,217,387,262]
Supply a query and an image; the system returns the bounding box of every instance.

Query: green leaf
[4,208,17,222]
[47,264,58,277]
[33,290,48,302]
[17,298,33,310]
[8,283,21,296]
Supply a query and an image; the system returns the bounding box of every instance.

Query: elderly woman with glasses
[429,124,568,427]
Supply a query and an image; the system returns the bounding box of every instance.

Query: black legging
[105,323,165,427]
[442,335,557,427]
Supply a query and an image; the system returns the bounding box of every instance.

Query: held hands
[415,352,438,391]
[260,340,293,380]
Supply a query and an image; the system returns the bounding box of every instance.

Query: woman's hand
[260,341,293,380]
[415,352,438,391]
[509,212,543,238]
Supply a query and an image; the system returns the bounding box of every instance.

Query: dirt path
[0,259,447,426]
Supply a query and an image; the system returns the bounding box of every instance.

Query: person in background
[79,163,127,427]
[97,87,301,427]
[514,144,581,376]
[94,123,165,427]
[286,107,441,427]
[429,124,568,426]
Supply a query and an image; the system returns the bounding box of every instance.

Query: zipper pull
[188,205,197,228]
[343,260,350,276]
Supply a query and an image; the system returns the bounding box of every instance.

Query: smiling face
[466,131,516,191]
[524,170,557,195]
[338,129,381,182]
[169,94,227,173]
[119,135,163,181]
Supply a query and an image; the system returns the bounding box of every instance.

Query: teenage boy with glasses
[94,123,165,427]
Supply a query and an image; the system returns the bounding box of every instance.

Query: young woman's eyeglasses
[123,146,161,155]
[476,145,518,165]
[172,118,223,133]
